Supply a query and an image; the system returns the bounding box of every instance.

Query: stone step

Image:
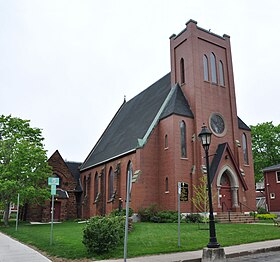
[215,212,257,224]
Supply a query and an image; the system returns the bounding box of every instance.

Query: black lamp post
[198,124,220,249]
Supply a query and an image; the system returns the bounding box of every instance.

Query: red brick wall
[26,150,79,222]
[264,169,280,212]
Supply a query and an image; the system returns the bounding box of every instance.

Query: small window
[94,172,98,200]
[210,52,217,84]
[108,168,114,200]
[203,55,209,81]
[164,134,168,149]
[219,61,225,86]
[165,177,169,192]
[242,133,249,165]
[180,121,187,158]
[270,193,275,199]
[180,58,185,84]
[276,171,280,183]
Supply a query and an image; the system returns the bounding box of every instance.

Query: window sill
[164,147,169,150]
[165,191,169,194]
[180,157,188,160]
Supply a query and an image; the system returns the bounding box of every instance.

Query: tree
[192,175,209,214]
[251,122,280,182]
[0,115,51,226]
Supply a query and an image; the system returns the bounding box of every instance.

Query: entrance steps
[215,212,257,224]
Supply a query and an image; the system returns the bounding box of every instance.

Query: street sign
[48,177,59,186]
[51,184,56,195]
[180,182,188,201]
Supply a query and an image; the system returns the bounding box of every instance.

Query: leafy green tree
[0,115,51,225]
[251,122,280,182]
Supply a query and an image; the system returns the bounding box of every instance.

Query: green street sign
[51,184,56,195]
[48,177,59,186]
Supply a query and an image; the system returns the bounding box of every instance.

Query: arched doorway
[219,173,232,211]
[217,166,239,211]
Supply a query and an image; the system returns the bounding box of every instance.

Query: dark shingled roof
[80,73,172,170]
[66,161,82,192]
[262,164,280,172]
[210,143,248,190]
[238,117,251,131]
[160,84,194,120]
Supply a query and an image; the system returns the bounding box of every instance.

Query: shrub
[257,207,269,214]
[185,213,203,223]
[82,216,125,255]
[138,204,158,222]
[256,213,277,220]
[156,210,178,223]
[110,208,133,217]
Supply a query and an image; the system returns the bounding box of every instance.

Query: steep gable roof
[160,84,194,120]
[210,143,248,190]
[238,117,251,131]
[80,73,172,171]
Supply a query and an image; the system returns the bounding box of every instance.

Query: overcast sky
[1,0,280,162]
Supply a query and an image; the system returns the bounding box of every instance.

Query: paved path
[100,239,280,262]
[0,232,51,262]
[0,230,280,262]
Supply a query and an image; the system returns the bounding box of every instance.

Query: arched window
[180,120,186,158]
[165,177,169,192]
[94,172,98,200]
[219,60,225,86]
[210,52,217,84]
[242,133,249,165]
[108,167,114,200]
[126,161,133,200]
[203,55,209,81]
[180,58,185,84]
[164,134,168,149]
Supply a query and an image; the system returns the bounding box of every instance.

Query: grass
[0,221,280,260]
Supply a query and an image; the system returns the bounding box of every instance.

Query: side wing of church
[79,20,256,218]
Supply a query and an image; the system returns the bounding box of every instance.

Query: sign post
[178,182,189,247]
[48,177,59,245]
[178,182,181,247]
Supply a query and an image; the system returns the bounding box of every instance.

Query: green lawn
[0,221,280,260]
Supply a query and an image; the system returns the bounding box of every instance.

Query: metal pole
[124,171,132,262]
[15,194,20,231]
[205,148,220,248]
[50,194,54,245]
[178,182,181,247]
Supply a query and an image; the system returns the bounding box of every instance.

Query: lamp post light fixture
[198,124,220,249]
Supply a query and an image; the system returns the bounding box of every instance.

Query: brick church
[79,20,256,218]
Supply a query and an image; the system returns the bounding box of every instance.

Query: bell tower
[169,19,240,157]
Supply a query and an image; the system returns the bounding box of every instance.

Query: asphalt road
[228,251,280,261]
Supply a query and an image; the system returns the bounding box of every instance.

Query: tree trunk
[3,202,10,226]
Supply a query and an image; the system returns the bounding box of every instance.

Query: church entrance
[220,173,232,211]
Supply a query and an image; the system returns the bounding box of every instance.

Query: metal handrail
[221,202,231,222]
[239,202,256,221]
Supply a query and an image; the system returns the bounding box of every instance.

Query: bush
[257,207,269,214]
[110,208,133,217]
[256,213,277,220]
[156,210,178,223]
[138,204,158,222]
[82,216,125,255]
[185,213,203,223]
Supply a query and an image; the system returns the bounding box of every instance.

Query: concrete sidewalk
[99,239,280,262]
[0,231,279,262]
[0,232,51,262]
